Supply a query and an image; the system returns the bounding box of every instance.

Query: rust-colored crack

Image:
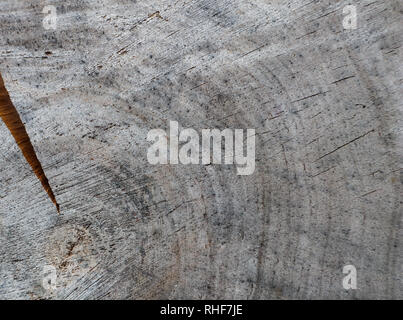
[0,72,59,213]
[147,11,167,21]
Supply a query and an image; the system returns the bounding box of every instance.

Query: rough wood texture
[0,0,401,299]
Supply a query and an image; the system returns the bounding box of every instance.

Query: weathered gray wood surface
[0,0,401,299]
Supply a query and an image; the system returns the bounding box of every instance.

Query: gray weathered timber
[0,0,401,299]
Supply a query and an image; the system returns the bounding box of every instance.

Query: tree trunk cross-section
[0,0,401,299]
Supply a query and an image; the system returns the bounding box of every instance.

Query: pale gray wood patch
[0,0,401,299]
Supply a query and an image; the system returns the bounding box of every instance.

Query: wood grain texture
[0,0,401,299]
